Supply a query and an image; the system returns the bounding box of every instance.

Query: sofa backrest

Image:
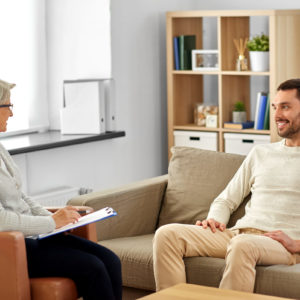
[158,147,248,227]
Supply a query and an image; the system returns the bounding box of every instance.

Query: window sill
[0,130,126,155]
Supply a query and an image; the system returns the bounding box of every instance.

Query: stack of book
[173,35,196,70]
[254,92,270,130]
[224,121,254,129]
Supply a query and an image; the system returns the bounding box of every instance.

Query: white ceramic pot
[232,111,246,123]
[249,51,269,72]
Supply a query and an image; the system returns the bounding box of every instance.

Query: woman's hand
[51,206,81,229]
[195,218,226,233]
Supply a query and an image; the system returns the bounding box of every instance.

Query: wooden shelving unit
[166,10,300,155]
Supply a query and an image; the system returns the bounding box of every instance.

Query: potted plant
[232,101,246,123]
[246,33,269,71]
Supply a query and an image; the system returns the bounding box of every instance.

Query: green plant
[246,34,269,51]
[233,101,246,112]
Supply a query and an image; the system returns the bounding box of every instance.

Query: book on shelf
[178,35,196,70]
[173,37,180,70]
[263,94,270,130]
[35,207,117,240]
[224,121,254,129]
[254,92,268,130]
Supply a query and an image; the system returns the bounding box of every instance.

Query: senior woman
[0,79,122,300]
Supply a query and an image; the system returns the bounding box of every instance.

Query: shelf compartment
[172,17,203,48]
[172,74,203,126]
[220,17,249,71]
[221,75,250,125]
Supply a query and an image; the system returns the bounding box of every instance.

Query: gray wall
[109,0,203,179]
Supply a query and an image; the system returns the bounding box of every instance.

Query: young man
[153,78,300,292]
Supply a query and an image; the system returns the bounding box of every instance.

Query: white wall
[22,0,201,196]
[19,0,300,195]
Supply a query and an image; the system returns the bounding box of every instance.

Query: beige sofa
[68,147,300,300]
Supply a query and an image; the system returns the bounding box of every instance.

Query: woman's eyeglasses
[0,104,13,111]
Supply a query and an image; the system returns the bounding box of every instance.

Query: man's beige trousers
[153,223,298,292]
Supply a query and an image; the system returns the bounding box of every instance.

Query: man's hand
[195,218,226,233]
[264,230,300,254]
[51,206,81,229]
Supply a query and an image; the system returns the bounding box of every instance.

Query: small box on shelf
[192,50,219,71]
[206,115,218,128]
[174,130,218,151]
[224,133,269,155]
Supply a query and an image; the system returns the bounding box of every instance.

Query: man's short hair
[277,78,300,100]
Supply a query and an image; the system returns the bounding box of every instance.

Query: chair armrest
[68,175,168,241]
[45,206,97,242]
[0,232,31,300]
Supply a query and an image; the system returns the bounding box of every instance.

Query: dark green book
[263,93,270,130]
[178,35,196,70]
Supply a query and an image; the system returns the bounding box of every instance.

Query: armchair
[0,206,97,300]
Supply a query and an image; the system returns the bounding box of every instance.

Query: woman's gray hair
[0,79,16,105]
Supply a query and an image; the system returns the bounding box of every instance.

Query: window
[0,0,111,134]
[0,0,48,132]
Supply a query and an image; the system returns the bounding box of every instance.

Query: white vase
[249,51,269,72]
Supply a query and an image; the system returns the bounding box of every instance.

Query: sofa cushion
[255,264,300,298]
[158,147,245,227]
[101,233,300,299]
[100,234,156,291]
[186,257,300,298]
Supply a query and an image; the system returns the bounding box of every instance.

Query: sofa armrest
[0,232,31,300]
[68,175,168,241]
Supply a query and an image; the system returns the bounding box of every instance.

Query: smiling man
[153,78,300,293]
[273,80,300,146]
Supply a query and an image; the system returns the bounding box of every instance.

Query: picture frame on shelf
[194,104,218,127]
[192,50,219,71]
[206,114,218,128]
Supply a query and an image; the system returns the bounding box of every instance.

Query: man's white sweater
[207,140,300,239]
[0,143,55,236]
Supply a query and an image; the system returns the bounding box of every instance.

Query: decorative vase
[232,111,246,123]
[249,51,269,72]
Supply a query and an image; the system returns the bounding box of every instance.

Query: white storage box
[224,133,270,155]
[174,130,217,151]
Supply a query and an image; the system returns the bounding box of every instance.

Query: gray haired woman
[0,79,122,300]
